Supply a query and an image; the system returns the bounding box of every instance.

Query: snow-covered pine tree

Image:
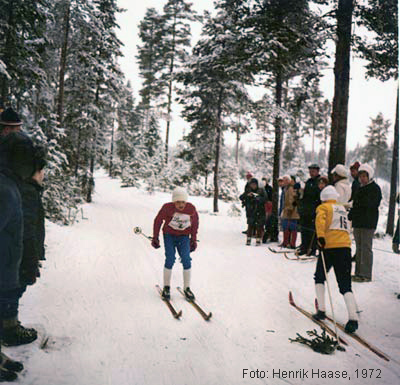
[161,0,198,164]
[178,8,252,212]
[363,112,390,180]
[137,8,166,122]
[220,0,327,223]
[356,0,398,235]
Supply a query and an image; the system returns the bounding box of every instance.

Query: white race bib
[168,212,191,231]
[329,204,350,233]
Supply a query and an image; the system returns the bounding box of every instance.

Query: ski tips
[289,291,295,306]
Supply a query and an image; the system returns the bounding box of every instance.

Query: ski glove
[151,238,160,249]
[317,237,326,249]
[190,238,197,252]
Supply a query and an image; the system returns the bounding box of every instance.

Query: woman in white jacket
[331,164,352,205]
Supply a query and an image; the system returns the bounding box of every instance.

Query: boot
[345,320,358,333]
[312,310,326,320]
[0,353,23,373]
[344,292,358,333]
[161,286,170,300]
[246,237,251,246]
[256,238,261,246]
[0,367,18,382]
[2,318,37,347]
[184,287,195,301]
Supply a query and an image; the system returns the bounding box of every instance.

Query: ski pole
[133,226,153,240]
[320,249,341,347]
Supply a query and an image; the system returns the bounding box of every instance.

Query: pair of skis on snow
[289,291,390,362]
[268,247,317,261]
[155,285,212,321]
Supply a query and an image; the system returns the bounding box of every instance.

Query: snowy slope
[6,171,400,385]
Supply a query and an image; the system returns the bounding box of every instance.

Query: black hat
[0,108,22,126]
[308,163,320,170]
[0,132,36,180]
[249,178,259,185]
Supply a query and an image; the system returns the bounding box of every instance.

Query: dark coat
[19,180,45,285]
[0,171,23,291]
[349,181,382,229]
[264,184,273,201]
[299,175,320,218]
[350,178,360,202]
[240,187,267,226]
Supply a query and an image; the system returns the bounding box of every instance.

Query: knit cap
[320,186,339,202]
[172,187,188,202]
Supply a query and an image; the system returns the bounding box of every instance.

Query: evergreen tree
[363,112,390,180]
[178,8,252,212]
[161,0,198,164]
[357,0,398,235]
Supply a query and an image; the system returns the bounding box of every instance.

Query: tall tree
[161,0,197,164]
[328,0,354,173]
[363,112,390,179]
[178,9,251,212]
[357,0,398,235]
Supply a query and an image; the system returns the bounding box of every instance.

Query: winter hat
[331,164,347,178]
[0,132,36,180]
[308,163,320,170]
[249,178,259,186]
[0,108,22,126]
[320,186,339,202]
[358,164,374,180]
[172,187,188,202]
[350,161,360,170]
[246,171,253,179]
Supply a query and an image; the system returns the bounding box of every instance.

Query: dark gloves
[317,237,326,249]
[190,238,197,252]
[151,238,160,249]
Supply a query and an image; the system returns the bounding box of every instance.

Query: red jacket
[153,202,199,240]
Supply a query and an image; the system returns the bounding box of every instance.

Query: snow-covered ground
[6,171,400,385]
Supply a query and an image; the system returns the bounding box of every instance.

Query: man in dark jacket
[0,111,42,346]
[349,161,360,202]
[298,164,321,256]
[349,164,382,282]
[0,132,33,379]
[240,178,267,246]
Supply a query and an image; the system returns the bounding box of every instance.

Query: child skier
[312,186,358,333]
[151,187,199,301]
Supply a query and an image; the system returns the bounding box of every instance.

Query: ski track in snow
[5,171,400,385]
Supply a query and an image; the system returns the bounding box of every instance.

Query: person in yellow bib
[312,186,358,333]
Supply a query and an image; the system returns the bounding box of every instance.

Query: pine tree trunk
[213,87,224,213]
[56,0,71,127]
[328,0,354,173]
[165,14,177,165]
[271,71,283,224]
[386,87,399,235]
[109,120,115,177]
[235,124,240,164]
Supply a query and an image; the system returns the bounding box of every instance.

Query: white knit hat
[331,164,347,178]
[320,186,339,202]
[358,163,374,180]
[172,187,188,202]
